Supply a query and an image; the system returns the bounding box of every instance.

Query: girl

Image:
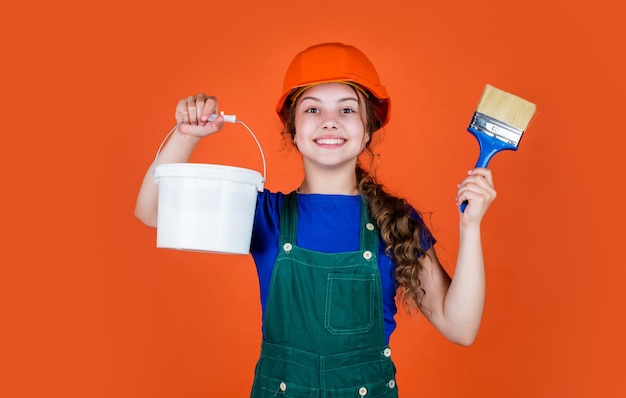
[135,42,496,397]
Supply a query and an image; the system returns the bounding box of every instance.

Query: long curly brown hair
[281,85,431,311]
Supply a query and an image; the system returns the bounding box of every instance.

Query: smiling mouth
[315,138,345,145]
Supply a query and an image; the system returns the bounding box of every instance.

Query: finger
[195,93,218,124]
[200,96,219,123]
[457,183,496,209]
[179,123,209,136]
[461,171,494,193]
[176,95,198,125]
[194,96,206,124]
[468,168,494,186]
[186,95,200,125]
[177,118,216,137]
[175,97,190,124]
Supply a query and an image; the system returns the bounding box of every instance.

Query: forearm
[421,167,494,345]
[441,224,486,345]
[134,129,202,227]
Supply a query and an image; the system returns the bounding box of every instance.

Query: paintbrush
[460,84,536,212]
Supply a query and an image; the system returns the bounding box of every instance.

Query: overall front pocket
[325,273,375,335]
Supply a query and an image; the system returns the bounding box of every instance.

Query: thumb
[177,118,223,137]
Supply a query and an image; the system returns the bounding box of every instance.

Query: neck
[298,166,359,195]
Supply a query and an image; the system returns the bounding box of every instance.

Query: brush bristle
[476,84,536,131]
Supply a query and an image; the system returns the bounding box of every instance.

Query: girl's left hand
[456,168,497,224]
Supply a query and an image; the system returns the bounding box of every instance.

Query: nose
[322,114,338,129]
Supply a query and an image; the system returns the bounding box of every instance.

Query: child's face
[293,83,370,171]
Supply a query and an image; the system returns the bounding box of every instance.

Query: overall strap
[278,191,298,245]
[359,197,379,252]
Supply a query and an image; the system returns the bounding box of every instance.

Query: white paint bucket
[153,120,265,254]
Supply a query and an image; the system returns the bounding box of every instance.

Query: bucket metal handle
[153,116,267,189]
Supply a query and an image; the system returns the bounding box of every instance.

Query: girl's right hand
[175,93,225,137]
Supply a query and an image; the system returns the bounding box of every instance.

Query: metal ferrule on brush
[470,112,524,147]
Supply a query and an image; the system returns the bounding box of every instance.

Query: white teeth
[315,138,344,145]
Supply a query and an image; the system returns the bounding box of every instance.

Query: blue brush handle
[460,127,518,213]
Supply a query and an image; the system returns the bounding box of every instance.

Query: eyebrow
[299,96,359,104]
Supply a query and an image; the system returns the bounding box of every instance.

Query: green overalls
[250,192,398,398]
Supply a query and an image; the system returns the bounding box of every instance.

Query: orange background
[2,0,625,397]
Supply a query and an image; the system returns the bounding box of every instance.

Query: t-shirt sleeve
[250,190,283,317]
[250,189,283,258]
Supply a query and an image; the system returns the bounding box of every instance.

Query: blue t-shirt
[250,189,435,344]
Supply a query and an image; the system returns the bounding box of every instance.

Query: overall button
[388,379,396,389]
[279,381,287,392]
[283,243,292,253]
[383,347,392,357]
[365,222,375,231]
[363,251,372,260]
[358,386,368,396]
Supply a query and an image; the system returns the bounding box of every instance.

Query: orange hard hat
[276,43,391,129]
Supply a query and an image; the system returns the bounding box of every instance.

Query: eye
[305,107,319,114]
[340,107,356,114]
